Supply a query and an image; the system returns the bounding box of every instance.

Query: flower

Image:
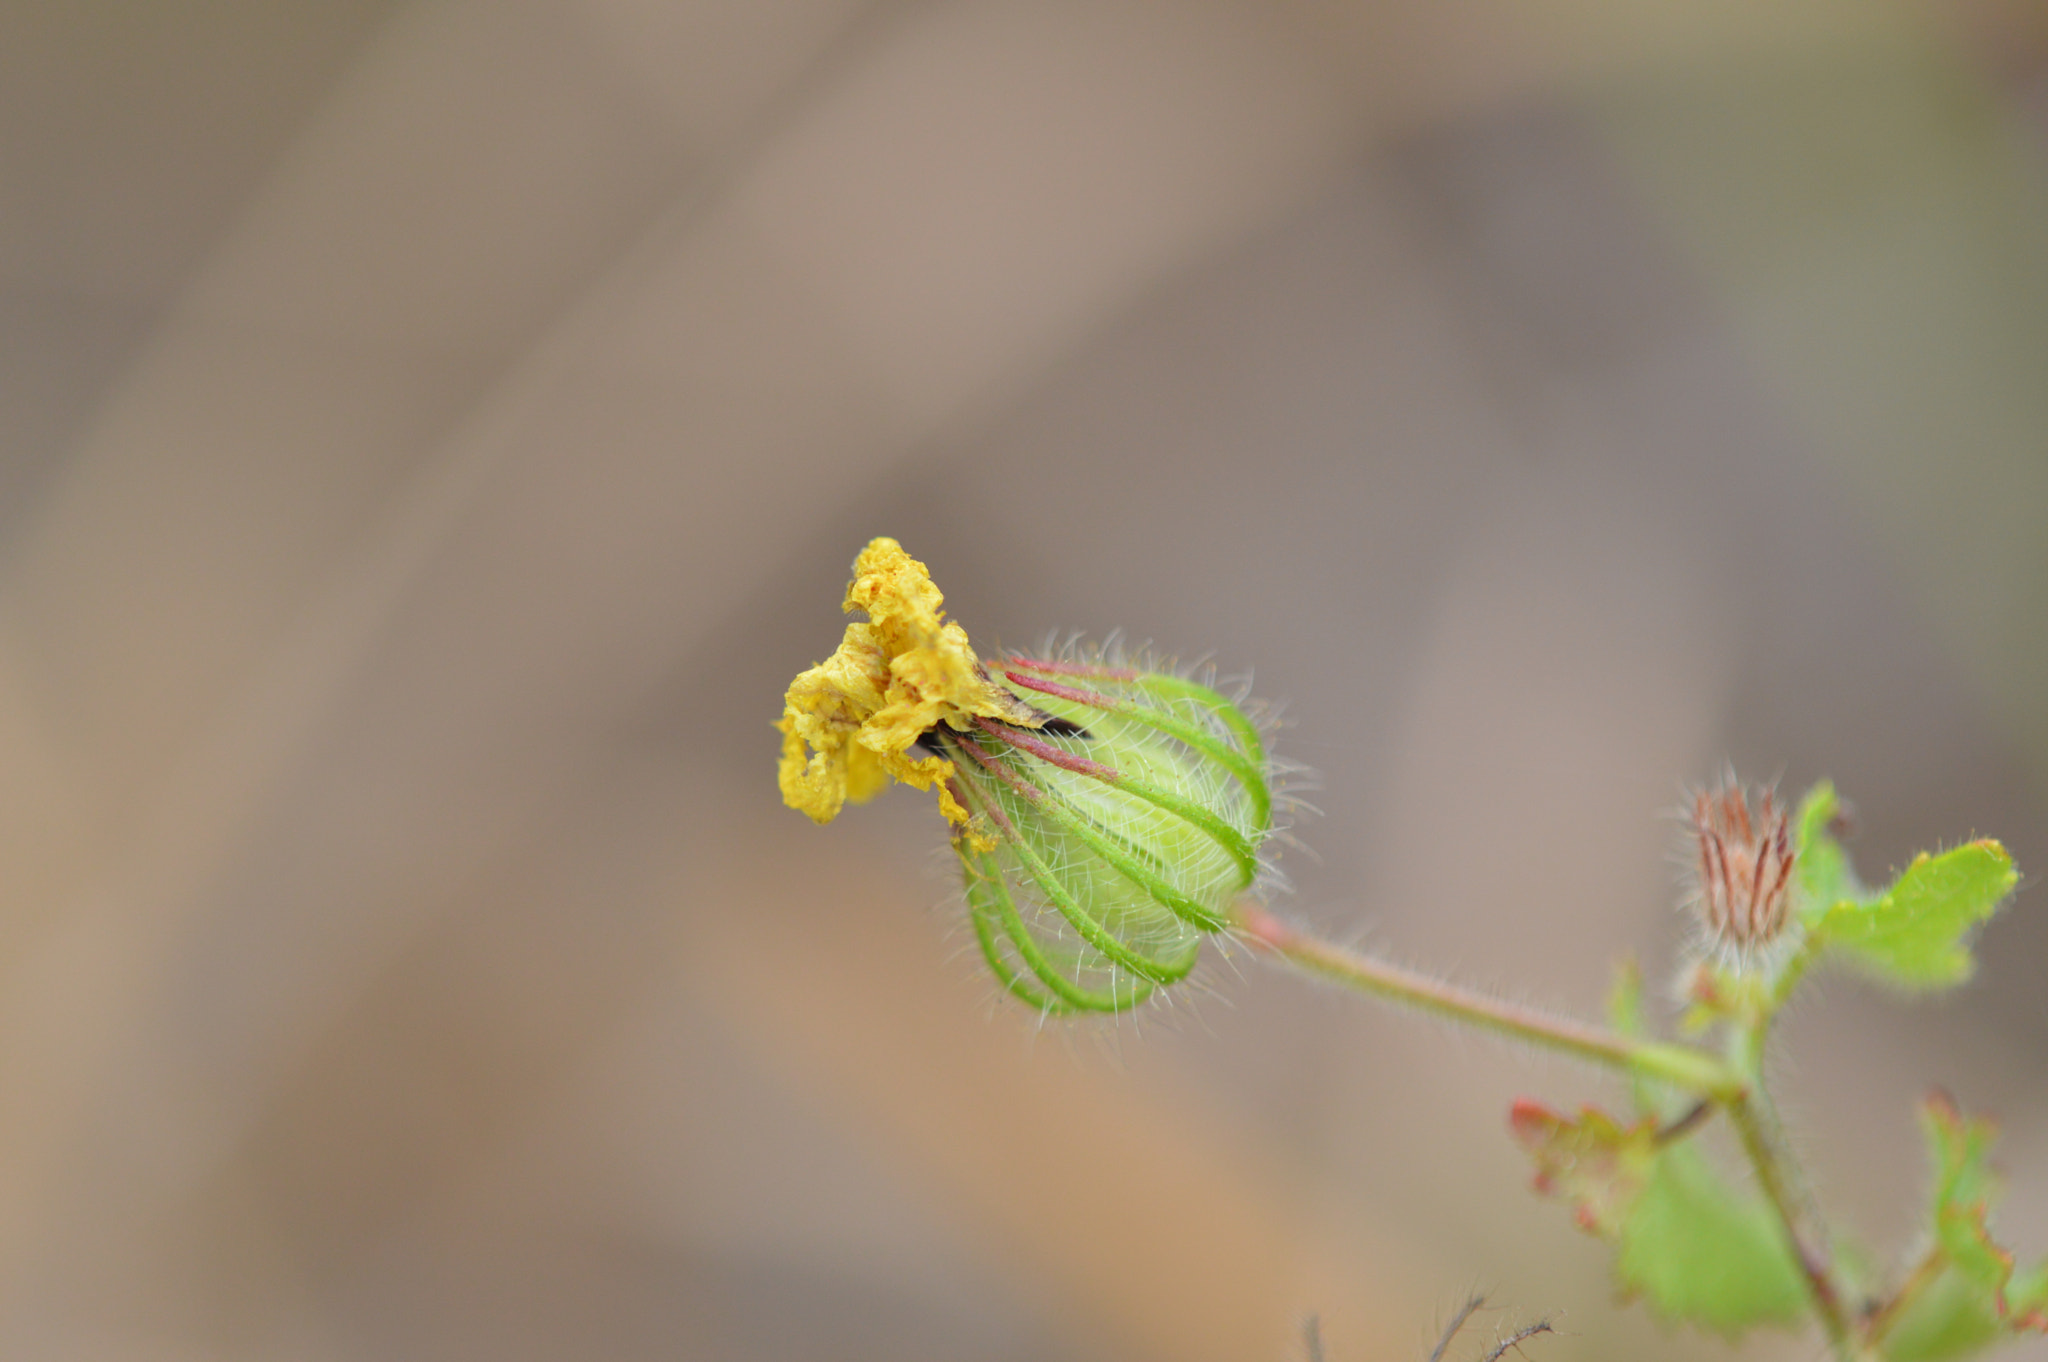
[1686,777,1794,950]
[779,539,1279,1012]
[777,537,1046,833]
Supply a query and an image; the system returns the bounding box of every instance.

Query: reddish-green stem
[1230,903,1737,1098]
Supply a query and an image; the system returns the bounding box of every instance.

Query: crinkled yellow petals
[778,538,1042,835]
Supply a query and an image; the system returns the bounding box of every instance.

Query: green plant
[778,538,2043,1361]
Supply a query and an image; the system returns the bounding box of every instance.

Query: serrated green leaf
[1616,1141,1809,1336]
[1879,1095,2048,1361]
[1882,1265,2017,1362]
[1924,1092,2001,1225]
[1509,1100,1656,1238]
[1933,1167,2010,1298]
[1509,1099,1807,1337]
[1608,956,1646,1038]
[1818,842,2017,989]
[1794,780,1863,926]
[2009,1263,2048,1333]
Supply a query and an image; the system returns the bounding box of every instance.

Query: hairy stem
[1231,904,1738,1098]
[1720,1018,1877,1362]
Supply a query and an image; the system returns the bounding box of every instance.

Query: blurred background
[4,1,2047,1358]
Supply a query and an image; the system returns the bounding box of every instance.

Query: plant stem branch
[1866,1244,1945,1349]
[1231,904,1737,1098]
[1724,1073,1868,1360]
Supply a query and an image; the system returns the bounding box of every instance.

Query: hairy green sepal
[952,668,1271,1013]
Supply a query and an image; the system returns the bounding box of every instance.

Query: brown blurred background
[4,2,2048,1359]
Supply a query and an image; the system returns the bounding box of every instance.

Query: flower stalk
[1229,902,1740,1098]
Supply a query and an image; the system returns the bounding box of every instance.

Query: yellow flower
[777,538,1042,834]
[779,538,1282,1013]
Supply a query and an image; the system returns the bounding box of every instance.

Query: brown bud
[1688,779,1794,949]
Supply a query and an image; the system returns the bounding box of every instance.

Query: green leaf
[1793,780,1862,926]
[1616,1142,1809,1336]
[1509,1100,1657,1238]
[1883,1268,2016,1362]
[1879,1095,2048,1361]
[1508,1101,1806,1337]
[1926,1100,2008,1292]
[1607,956,1647,1038]
[1817,842,2017,989]
[2014,1265,2048,1334]
[1606,957,1675,1119]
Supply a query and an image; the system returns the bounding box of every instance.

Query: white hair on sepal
[1009,625,1314,813]
[938,629,1308,1024]
[1666,767,1804,977]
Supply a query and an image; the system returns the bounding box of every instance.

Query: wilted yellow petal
[777,538,1041,833]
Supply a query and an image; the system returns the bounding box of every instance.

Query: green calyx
[944,655,1276,1014]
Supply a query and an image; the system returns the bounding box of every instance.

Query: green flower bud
[932,652,1277,1014]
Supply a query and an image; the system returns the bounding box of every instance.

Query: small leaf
[1508,1100,1807,1337]
[1616,1142,1809,1336]
[1509,1100,1655,1238]
[1927,1100,2012,1300]
[1879,1094,2048,1361]
[1607,956,1646,1038]
[1793,780,1862,926]
[1882,1268,2014,1362]
[1924,1091,2000,1219]
[1818,843,2017,989]
[1609,959,1719,1133]
[2009,1263,2048,1333]
[1606,957,1679,1119]
[1886,1264,2048,1362]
